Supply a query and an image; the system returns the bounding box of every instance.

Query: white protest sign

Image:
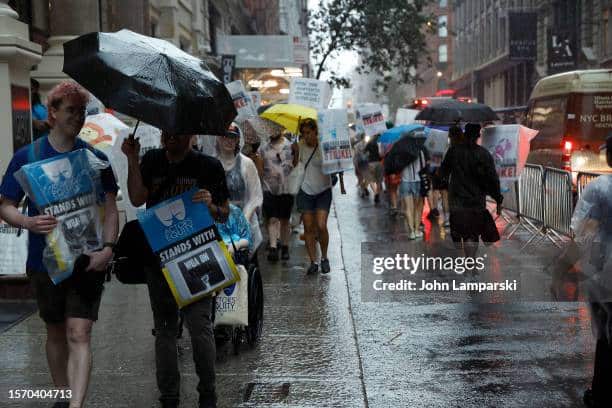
[318,109,353,174]
[111,123,162,222]
[226,80,256,120]
[424,128,449,168]
[288,78,331,110]
[481,125,537,183]
[395,108,420,125]
[0,221,27,275]
[248,91,261,109]
[356,104,387,137]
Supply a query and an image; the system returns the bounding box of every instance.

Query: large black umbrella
[383,131,427,175]
[63,29,236,135]
[414,99,499,123]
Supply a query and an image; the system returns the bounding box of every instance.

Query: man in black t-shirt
[122,131,229,408]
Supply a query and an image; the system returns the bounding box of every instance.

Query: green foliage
[309,0,436,90]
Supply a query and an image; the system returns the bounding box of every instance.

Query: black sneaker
[320,258,331,274]
[306,262,318,275]
[267,247,279,262]
[281,245,290,260]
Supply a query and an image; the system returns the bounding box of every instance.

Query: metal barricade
[506,164,546,249]
[541,167,574,246]
[577,171,602,199]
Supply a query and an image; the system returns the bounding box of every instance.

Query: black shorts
[263,192,294,219]
[27,269,103,324]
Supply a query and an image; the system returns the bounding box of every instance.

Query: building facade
[450,0,612,109]
[415,0,454,98]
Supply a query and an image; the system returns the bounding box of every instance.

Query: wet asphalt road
[0,172,595,407]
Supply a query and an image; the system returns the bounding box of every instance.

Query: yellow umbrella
[259,103,317,134]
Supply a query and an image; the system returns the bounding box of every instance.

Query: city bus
[524,69,612,175]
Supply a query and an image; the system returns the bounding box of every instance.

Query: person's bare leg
[302,212,317,263]
[414,197,425,232]
[65,317,94,408]
[46,322,69,387]
[389,186,398,210]
[315,210,330,259]
[267,217,280,248]
[403,196,415,235]
[280,218,291,246]
[441,190,449,221]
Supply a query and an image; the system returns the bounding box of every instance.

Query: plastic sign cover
[137,188,239,308]
[15,149,107,284]
[318,109,354,174]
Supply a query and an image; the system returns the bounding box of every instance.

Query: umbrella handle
[130,120,141,140]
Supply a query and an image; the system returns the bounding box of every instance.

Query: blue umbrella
[378,124,425,145]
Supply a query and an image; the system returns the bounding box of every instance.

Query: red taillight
[562,139,573,171]
[422,100,429,105]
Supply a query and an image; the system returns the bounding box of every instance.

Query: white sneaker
[415,231,424,239]
[408,232,417,240]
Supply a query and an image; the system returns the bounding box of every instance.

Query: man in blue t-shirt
[0,81,118,408]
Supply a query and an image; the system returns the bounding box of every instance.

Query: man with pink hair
[0,80,119,408]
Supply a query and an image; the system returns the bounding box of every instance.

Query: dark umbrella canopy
[383,130,427,175]
[414,99,499,123]
[63,29,237,135]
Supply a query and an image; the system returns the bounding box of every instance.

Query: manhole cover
[243,382,290,403]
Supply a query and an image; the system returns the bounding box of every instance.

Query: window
[439,0,447,7]
[438,44,448,62]
[438,16,447,37]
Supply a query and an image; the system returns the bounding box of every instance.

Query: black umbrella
[63,29,236,135]
[414,99,499,123]
[383,131,427,175]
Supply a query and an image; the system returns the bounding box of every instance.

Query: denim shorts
[296,188,332,213]
[399,181,421,198]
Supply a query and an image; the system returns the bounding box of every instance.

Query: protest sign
[318,109,353,174]
[138,188,239,308]
[288,78,331,110]
[79,113,130,157]
[424,128,449,168]
[481,125,538,184]
[0,221,27,275]
[226,80,256,121]
[395,108,420,125]
[248,91,262,109]
[15,149,108,284]
[111,123,162,221]
[356,104,387,137]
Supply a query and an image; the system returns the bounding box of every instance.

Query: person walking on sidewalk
[398,134,429,240]
[569,135,612,408]
[259,126,298,261]
[364,133,384,204]
[215,123,263,258]
[0,81,119,408]
[438,123,502,258]
[122,128,230,408]
[295,118,334,275]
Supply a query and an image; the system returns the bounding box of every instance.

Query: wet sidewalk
[0,171,598,407]
[0,203,364,407]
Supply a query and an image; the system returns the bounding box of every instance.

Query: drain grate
[243,382,290,403]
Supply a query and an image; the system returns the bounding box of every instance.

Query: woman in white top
[399,140,429,240]
[215,123,263,255]
[295,118,333,275]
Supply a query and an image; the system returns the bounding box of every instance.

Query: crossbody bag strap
[304,144,318,171]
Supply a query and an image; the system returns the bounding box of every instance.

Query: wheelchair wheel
[246,265,264,346]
